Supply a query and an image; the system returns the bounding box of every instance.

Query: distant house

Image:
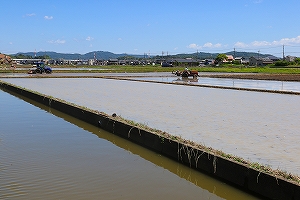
[88,59,96,65]
[107,58,118,65]
[170,58,199,66]
[206,59,215,65]
[118,60,126,65]
[226,55,234,62]
[265,56,280,62]
[234,57,244,63]
[242,58,249,65]
[285,55,296,62]
[235,57,249,65]
[249,56,274,66]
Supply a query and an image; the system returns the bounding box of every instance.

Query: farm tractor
[172,69,199,78]
[28,62,52,74]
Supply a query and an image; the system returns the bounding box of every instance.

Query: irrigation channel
[0,86,258,199]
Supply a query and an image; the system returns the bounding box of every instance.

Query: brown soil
[201,73,300,82]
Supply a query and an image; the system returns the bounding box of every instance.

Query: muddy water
[2,78,300,177]
[0,90,259,199]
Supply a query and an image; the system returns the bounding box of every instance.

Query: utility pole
[283,44,285,59]
[234,48,236,59]
[257,50,260,67]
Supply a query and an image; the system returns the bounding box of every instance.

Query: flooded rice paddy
[2,77,300,178]
[2,72,300,93]
[0,89,258,199]
[132,76,300,93]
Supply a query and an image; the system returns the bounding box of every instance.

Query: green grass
[2,64,300,74]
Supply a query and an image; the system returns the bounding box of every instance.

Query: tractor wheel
[35,69,41,74]
[45,69,51,74]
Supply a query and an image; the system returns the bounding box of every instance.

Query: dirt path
[201,73,300,81]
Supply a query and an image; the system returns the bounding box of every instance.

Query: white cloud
[188,42,224,50]
[86,36,94,41]
[188,43,200,49]
[118,38,122,41]
[203,43,213,48]
[251,40,270,46]
[26,13,36,17]
[188,36,300,53]
[48,39,65,44]
[44,16,53,20]
[234,42,248,48]
[236,36,300,49]
[274,36,300,45]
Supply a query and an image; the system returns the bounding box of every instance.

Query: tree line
[274,58,300,66]
[11,54,51,59]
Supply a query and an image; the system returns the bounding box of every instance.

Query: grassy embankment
[1,64,300,74]
[0,65,300,74]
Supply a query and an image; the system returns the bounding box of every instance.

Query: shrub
[274,60,289,66]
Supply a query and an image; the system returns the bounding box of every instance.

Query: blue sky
[1,0,300,57]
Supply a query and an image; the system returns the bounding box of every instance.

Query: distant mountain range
[11,51,128,60]
[11,50,275,60]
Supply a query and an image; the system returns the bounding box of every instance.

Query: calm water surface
[133,76,300,93]
[0,90,259,199]
[2,77,300,177]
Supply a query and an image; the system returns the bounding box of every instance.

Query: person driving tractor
[184,67,190,74]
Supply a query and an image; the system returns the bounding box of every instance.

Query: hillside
[11,51,275,60]
[11,51,128,60]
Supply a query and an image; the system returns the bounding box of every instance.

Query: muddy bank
[201,73,300,82]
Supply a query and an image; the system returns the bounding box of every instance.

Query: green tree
[36,55,51,59]
[214,54,227,64]
[274,60,289,66]
[294,58,300,64]
[15,54,33,59]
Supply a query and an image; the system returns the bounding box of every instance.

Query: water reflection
[0,89,259,199]
[173,77,199,83]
